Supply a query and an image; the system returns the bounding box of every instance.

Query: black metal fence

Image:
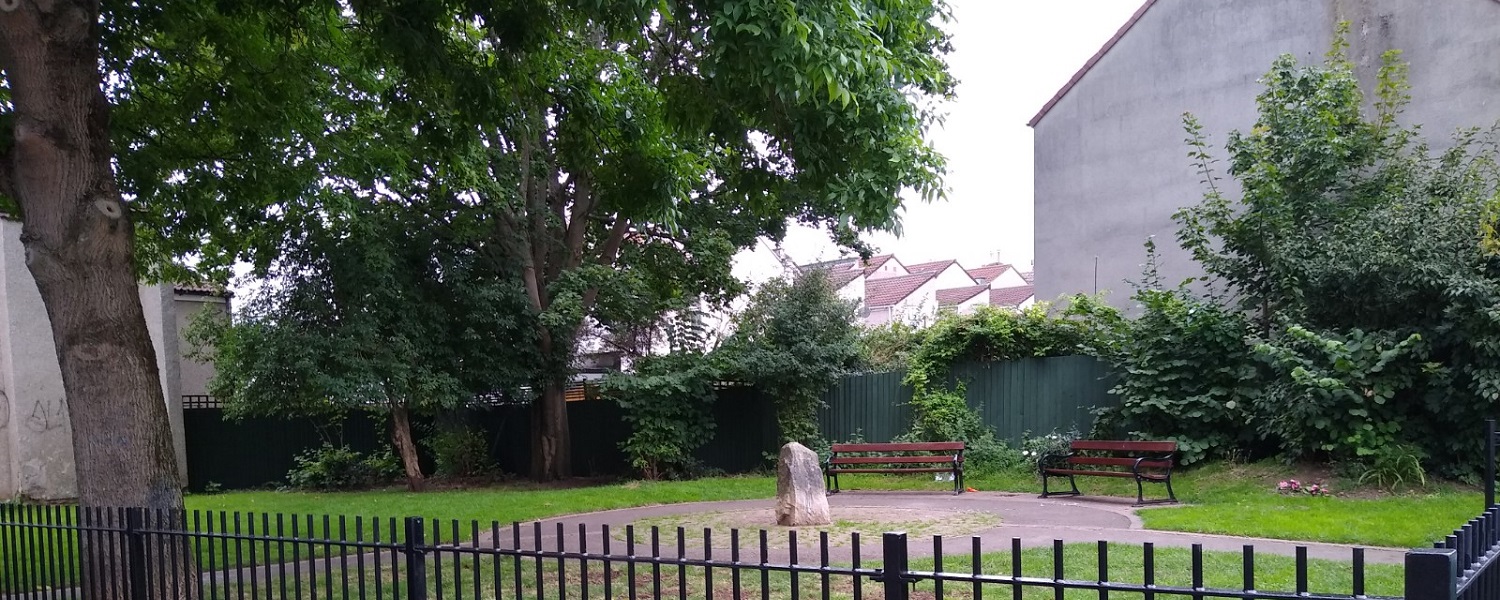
[0,503,1433,600]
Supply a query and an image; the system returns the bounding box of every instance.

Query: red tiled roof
[1028,0,1159,127]
[861,254,895,274]
[904,259,957,276]
[865,272,937,308]
[824,268,863,291]
[936,284,989,307]
[966,263,1011,283]
[799,257,859,273]
[1019,271,1035,284]
[989,285,1036,309]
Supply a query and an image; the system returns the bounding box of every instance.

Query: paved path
[470,491,1407,566]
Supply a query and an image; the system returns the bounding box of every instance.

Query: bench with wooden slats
[1038,440,1178,505]
[823,442,966,495]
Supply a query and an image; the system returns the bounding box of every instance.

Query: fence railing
[2,504,1405,600]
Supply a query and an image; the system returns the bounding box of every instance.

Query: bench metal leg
[955,466,964,495]
[1040,473,1081,499]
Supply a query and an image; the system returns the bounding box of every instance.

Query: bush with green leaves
[1100,286,1261,466]
[422,426,498,478]
[720,271,862,448]
[1160,36,1500,477]
[604,352,722,480]
[286,444,401,490]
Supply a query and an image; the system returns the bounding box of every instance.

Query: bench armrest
[1036,450,1072,473]
[1130,454,1175,477]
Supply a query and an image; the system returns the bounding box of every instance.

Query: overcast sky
[736,0,1144,282]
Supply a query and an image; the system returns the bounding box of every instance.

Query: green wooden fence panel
[816,355,1116,445]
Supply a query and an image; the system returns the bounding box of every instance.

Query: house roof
[823,267,863,291]
[1027,0,1159,127]
[989,285,1036,308]
[904,259,958,277]
[798,257,859,273]
[966,263,1011,283]
[861,254,896,274]
[936,284,989,307]
[865,272,938,308]
[1019,271,1035,284]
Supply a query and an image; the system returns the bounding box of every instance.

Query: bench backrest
[831,442,965,454]
[1069,440,1176,454]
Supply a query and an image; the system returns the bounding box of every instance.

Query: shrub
[286,444,400,490]
[422,427,497,478]
[1354,443,1427,490]
[604,352,721,480]
[1102,287,1261,465]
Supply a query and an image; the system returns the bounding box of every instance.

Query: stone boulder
[775,442,832,526]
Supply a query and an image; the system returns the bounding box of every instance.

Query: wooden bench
[823,442,966,495]
[1038,440,1178,505]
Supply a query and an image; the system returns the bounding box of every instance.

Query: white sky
[736,0,1144,282]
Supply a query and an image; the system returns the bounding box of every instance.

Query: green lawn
[829,461,1482,548]
[2,462,1483,595]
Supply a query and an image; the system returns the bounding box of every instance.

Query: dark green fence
[184,356,1113,490]
[817,355,1117,445]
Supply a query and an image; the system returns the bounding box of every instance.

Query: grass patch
[183,542,1403,600]
[833,461,1481,548]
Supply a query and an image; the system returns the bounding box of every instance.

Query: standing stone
[775,442,832,526]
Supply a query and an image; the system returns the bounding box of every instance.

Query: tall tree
[0,1,183,510]
[193,200,541,489]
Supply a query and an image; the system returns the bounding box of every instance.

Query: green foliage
[1101,284,1261,466]
[603,352,723,480]
[857,321,926,373]
[286,444,401,491]
[1254,326,1428,460]
[722,271,862,447]
[1116,35,1500,477]
[1354,444,1428,491]
[422,427,498,478]
[894,299,1123,466]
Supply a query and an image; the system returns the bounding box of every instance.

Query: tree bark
[390,404,426,491]
[1,2,192,598]
[0,0,184,511]
[530,377,572,481]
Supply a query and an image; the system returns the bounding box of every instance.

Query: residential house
[801,255,1039,326]
[1031,0,1500,306]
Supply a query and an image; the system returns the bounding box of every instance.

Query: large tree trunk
[530,377,572,481]
[0,1,192,598]
[389,405,426,491]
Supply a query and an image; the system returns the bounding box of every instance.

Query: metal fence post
[1487,419,1496,508]
[125,508,149,600]
[880,532,911,600]
[1405,548,1458,600]
[404,517,428,600]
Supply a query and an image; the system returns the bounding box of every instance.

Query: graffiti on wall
[25,397,66,433]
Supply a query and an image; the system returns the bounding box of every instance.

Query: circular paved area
[481,491,1405,565]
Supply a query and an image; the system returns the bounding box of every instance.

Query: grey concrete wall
[0,219,78,500]
[174,295,227,398]
[1033,0,1500,308]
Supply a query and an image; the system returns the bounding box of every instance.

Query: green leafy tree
[722,271,863,447]
[191,202,541,490]
[133,1,955,482]
[1168,34,1500,473]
